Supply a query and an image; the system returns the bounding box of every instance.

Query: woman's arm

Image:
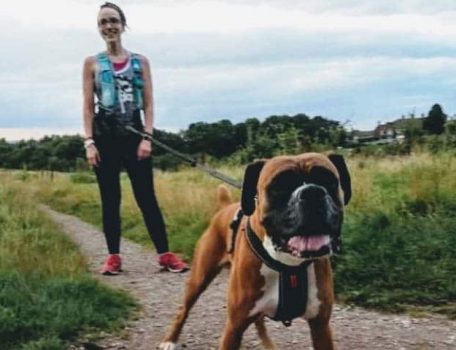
[82,56,100,166]
[140,55,154,134]
[82,56,96,138]
[137,55,154,159]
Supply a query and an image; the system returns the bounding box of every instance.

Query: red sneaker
[101,254,122,275]
[158,252,189,273]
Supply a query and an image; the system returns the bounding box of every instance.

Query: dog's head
[241,153,351,262]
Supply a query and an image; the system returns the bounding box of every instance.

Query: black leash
[125,125,242,190]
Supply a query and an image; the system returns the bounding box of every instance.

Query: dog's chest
[248,262,321,320]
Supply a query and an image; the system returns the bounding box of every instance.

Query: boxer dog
[159,153,351,350]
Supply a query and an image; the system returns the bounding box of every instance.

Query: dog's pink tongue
[288,235,329,252]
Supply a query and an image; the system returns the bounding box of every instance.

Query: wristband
[84,138,95,149]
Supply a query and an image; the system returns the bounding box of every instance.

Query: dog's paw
[158,341,178,350]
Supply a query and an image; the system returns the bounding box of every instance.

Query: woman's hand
[86,144,101,167]
[137,139,152,160]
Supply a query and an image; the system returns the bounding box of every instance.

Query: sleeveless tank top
[93,51,144,137]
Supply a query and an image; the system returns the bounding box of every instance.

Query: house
[351,130,376,143]
[349,121,405,145]
[374,122,396,139]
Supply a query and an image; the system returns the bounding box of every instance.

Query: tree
[328,126,347,147]
[423,104,447,135]
[184,120,238,158]
[0,139,13,167]
[277,127,300,154]
[153,129,188,156]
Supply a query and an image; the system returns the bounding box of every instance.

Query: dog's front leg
[219,281,257,350]
[159,229,227,349]
[219,316,253,350]
[307,315,335,350]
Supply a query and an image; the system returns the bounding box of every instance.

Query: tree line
[0,114,346,172]
[0,106,453,172]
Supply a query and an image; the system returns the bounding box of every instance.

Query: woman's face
[97,7,124,43]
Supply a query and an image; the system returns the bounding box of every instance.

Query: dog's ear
[328,154,352,205]
[241,160,266,216]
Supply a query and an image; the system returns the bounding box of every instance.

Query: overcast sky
[1,0,456,140]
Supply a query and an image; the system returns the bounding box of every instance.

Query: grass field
[334,154,456,317]
[9,152,456,320]
[0,172,137,349]
[35,166,243,258]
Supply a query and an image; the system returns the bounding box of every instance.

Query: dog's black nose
[299,185,326,201]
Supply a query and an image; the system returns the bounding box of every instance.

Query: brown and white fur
[159,153,351,350]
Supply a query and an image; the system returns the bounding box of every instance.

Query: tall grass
[27,153,456,318]
[34,167,242,258]
[335,154,456,317]
[0,172,137,349]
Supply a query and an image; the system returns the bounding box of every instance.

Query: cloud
[228,0,456,15]
[1,0,456,140]
[150,55,456,129]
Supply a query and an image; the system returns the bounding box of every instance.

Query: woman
[82,2,188,274]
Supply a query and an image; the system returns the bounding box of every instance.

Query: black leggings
[93,136,169,255]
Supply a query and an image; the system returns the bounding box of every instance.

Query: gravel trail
[42,206,456,350]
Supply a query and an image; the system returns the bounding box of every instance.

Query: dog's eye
[323,180,339,193]
[316,177,338,191]
[267,171,304,198]
[309,167,339,193]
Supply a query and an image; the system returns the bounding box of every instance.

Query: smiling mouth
[279,234,332,258]
[104,30,118,37]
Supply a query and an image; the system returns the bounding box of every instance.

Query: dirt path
[41,206,456,350]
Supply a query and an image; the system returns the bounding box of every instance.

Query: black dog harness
[228,209,244,254]
[229,209,312,326]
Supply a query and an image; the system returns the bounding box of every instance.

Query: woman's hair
[99,2,127,27]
